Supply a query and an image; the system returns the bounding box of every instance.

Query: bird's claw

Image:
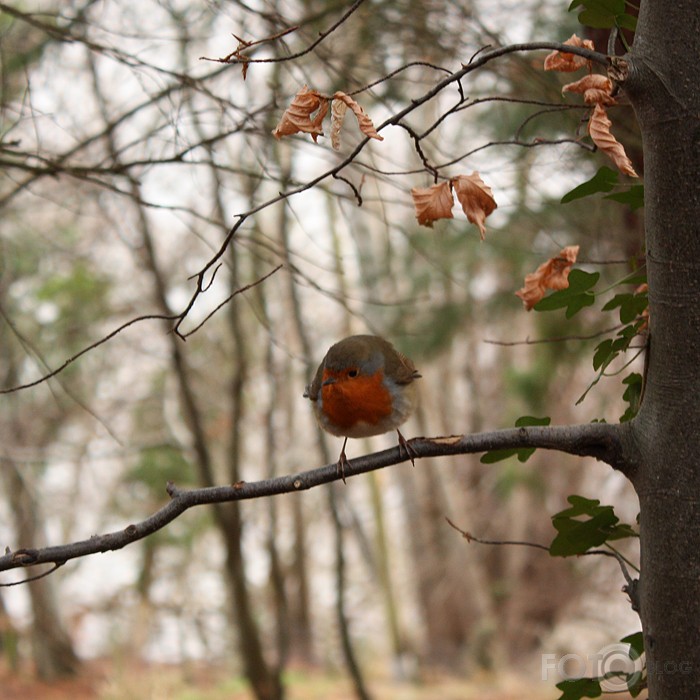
[337,437,350,484]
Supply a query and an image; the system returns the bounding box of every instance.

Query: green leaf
[604,185,645,211]
[593,339,614,371]
[628,678,645,697]
[564,292,596,318]
[562,167,618,204]
[534,270,600,318]
[578,8,616,28]
[606,522,639,541]
[551,511,617,556]
[620,631,644,657]
[618,632,645,696]
[481,416,550,463]
[619,271,647,287]
[568,0,624,10]
[481,448,520,464]
[602,289,648,324]
[550,495,637,557]
[620,372,643,423]
[570,0,627,29]
[617,13,638,31]
[563,269,600,295]
[555,677,602,700]
[515,415,552,428]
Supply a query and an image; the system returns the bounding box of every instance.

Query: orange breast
[321,370,392,431]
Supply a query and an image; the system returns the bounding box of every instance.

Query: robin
[304,334,421,481]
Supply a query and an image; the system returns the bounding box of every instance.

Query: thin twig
[484,324,624,346]
[201,0,367,66]
[446,518,640,602]
[445,518,550,551]
[0,313,179,395]
[182,264,283,338]
[0,560,65,587]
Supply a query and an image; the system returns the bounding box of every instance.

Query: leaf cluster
[549,494,637,557]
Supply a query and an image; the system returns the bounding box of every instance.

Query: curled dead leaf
[588,104,638,177]
[544,34,595,72]
[411,181,454,227]
[452,172,497,240]
[516,245,580,310]
[333,92,384,142]
[330,99,348,150]
[272,85,329,141]
[562,74,616,105]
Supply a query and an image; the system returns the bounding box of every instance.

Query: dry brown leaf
[451,172,497,240]
[272,85,329,141]
[516,245,580,310]
[588,104,638,177]
[411,182,454,227]
[582,88,617,106]
[330,99,348,150]
[562,74,616,105]
[544,34,595,72]
[333,92,384,142]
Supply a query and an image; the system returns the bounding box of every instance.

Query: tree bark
[624,1,700,696]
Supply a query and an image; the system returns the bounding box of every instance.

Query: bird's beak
[322,377,337,387]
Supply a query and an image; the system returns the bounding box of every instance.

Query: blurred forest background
[0,0,643,697]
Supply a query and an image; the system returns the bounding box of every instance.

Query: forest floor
[0,659,576,699]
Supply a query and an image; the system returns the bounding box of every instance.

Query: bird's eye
[348,369,358,378]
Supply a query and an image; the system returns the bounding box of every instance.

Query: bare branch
[0,421,631,577]
[0,265,281,393]
[0,313,179,395]
[181,264,283,338]
[175,40,610,332]
[202,0,367,66]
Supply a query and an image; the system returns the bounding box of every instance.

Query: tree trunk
[2,460,80,679]
[625,1,700,696]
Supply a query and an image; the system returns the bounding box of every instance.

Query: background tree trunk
[2,460,80,679]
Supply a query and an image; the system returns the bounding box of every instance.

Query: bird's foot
[337,437,350,484]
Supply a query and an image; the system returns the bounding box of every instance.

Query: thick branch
[0,421,630,577]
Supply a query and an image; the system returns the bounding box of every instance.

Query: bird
[304,334,421,482]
